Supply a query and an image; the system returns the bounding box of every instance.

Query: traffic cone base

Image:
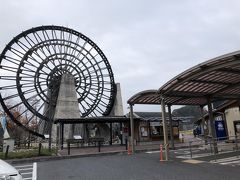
[160,144,163,161]
[128,145,132,155]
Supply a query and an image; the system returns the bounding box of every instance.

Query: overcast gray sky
[1,0,240,113]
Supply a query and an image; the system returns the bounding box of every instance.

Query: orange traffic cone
[128,143,132,155]
[160,144,163,161]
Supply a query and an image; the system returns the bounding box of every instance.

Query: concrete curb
[194,151,240,161]
[6,144,195,164]
[7,147,163,164]
[7,150,127,164]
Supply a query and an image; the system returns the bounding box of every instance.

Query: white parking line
[176,153,212,159]
[220,160,240,165]
[18,168,33,171]
[32,162,37,180]
[21,172,32,175]
[14,162,37,180]
[210,156,240,163]
[146,151,160,154]
[174,151,189,155]
[14,164,33,168]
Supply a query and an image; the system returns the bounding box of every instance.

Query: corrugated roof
[128,51,240,106]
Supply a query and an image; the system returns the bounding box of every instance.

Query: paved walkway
[58,135,198,156]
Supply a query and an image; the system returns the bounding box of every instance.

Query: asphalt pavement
[37,152,240,180]
[13,163,37,180]
[8,134,240,179]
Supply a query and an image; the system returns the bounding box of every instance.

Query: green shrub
[0,148,56,160]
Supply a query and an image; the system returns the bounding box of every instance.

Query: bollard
[125,138,128,150]
[98,141,101,152]
[128,141,132,155]
[28,140,30,149]
[38,143,42,156]
[5,145,9,159]
[160,144,163,161]
[68,142,70,155]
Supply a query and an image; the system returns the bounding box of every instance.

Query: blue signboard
[214,116,227,140]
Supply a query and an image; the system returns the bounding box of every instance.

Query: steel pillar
[161,98,169,160]
[207,99,218,154]
[48,122,52,151]
[61,123,64,150]
[120,122,123,145]
[200,105,207,145]
[167,105,175,150]
[129,105,135,154]
[110,123,113,145]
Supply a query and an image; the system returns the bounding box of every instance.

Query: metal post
[110,123,113,145]
[167,105,174,150]
[61,123,64,150]
[28,132,31,149]
[207,99,218,154]
[161,98,169,161]
[68,142,70,155]
[57,124,60,149]
[120,122,123,145]
[125,138,128,150]
[38,143,42,156]
[98,141,101,152]
[129,104,135,154]
[5,145,9,158]
[200,105,208,145]
[48,122,52,151]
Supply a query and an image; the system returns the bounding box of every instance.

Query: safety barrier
[186,135,240,161]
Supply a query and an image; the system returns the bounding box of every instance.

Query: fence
[185,135,240,160]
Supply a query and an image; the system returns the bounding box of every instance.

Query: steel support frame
[161,98,169,160]
[167,105,175,150]
[207,99,218,154]
[129,104,135,154]
[110,123,113,145]
[0,25,117,138]
[200,105,208,145]
[60,123,64,150]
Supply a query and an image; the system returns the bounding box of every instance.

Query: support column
[48,122,52,151]
[200,105,207,144]
[222,112,229,137]
[53,74,82,140]
[61,123,64,150]
[207,99,218,154]
[110,123,113,145]
[168,105,174,150]
[161,98,169,160]
[120,122,123,145]
[58,124,61,150]
[57,124,60,149]
[129,104,135,154]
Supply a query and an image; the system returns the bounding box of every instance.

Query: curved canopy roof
[128,50,240,106]
[127,90,160,105]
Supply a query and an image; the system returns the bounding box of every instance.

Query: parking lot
[36,152,240,180]
[13,163,37,180]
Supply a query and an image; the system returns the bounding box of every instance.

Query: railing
[186,135,240,160]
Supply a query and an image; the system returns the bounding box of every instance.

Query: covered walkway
[128,50,240,160]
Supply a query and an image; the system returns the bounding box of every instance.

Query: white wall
[225,107,240,139]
